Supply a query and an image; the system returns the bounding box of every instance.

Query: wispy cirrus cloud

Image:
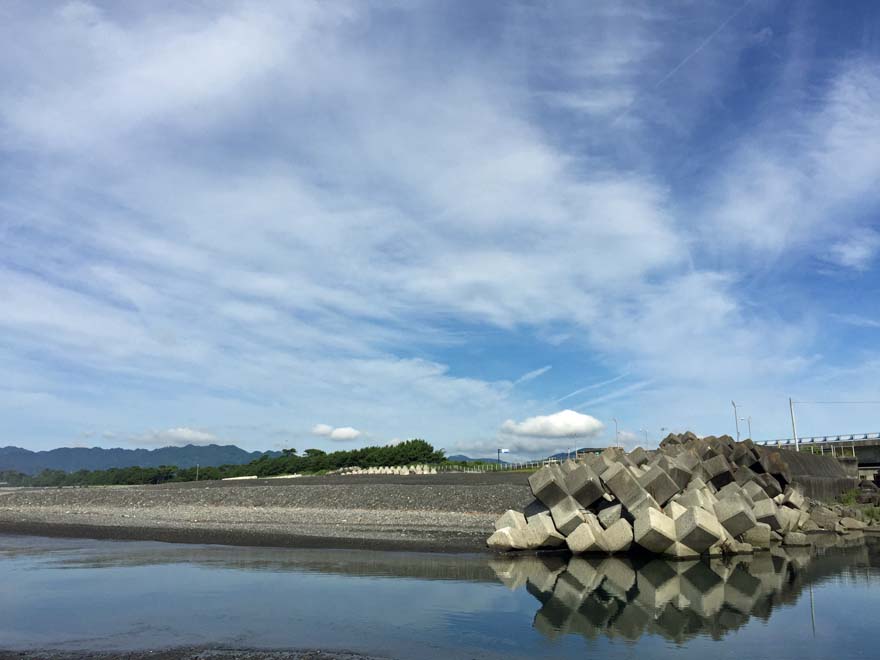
[1,1,878,453]
[515,365,552,385]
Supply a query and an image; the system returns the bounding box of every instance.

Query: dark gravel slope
[0,472,534,552]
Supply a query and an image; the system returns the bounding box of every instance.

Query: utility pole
[731,401,740,441]
[196,463,199,482]
[789,397,800,452]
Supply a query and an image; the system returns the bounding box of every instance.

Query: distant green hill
[0,444,278,475]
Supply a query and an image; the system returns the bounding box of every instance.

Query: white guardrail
[755,432,880,446]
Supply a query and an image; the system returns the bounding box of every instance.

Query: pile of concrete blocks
[336,465,438,475]
[488,433,857,557]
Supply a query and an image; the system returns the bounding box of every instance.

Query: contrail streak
[653,0,753,90]
[611,1,752,126]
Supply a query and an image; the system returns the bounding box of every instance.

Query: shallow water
[1,534,878,659]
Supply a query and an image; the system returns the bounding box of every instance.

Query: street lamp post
[731,401,740,441]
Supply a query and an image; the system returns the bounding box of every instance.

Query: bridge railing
[755,432,880,447]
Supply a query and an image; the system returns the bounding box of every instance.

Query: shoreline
[0,518,490,553]
[0,472,532,554]
[0,648,389,660]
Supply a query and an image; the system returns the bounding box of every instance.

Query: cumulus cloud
[501,410,604,438]
[312,424,362,441]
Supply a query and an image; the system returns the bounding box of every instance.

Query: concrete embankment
[0,472,533,552]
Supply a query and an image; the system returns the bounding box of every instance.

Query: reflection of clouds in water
[490,534,876,643]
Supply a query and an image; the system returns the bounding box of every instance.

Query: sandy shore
[0,649,386,660]
[0,472,532,552]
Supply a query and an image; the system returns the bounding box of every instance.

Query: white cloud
[501,409,604,439]
[312,424,362,441]
[0,2,877,452]
[827,228,880,271]
[707,63,880,259]
[132,427,218,447]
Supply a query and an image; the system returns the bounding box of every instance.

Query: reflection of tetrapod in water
[488,535,871,644]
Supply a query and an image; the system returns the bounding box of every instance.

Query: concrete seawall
[764,448,858,500]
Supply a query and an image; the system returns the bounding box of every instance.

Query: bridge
[755,433,880,479]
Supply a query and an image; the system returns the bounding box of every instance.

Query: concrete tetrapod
[602,462,650,512]
[782,486,806,510]
[565,464,605,508]
[566,522,604,554]
[528,466,568,508]
[494,509,527,531]
[601,518,634,554]
[638,465,679,507]
[487,527,526,551]
[550,495,585,536]
[634,508,676,554]
[740,522,772,549]
[675,506,724,554]
[597,503,622,529]
[783,532,810,547]
[526,512,566,548]
[752,498,783,531]
[713,497,758,538]
[777,506,800,534]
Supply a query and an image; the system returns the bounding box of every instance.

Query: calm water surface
[1,533,878,659]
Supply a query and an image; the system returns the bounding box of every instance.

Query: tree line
[0,439,446,487]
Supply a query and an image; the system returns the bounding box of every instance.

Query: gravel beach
[0,650,388,660]
[0,472,533,552]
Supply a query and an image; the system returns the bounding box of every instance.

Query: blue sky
[1,1,879,457]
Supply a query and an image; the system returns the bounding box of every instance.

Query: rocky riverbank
[0,472,532,552]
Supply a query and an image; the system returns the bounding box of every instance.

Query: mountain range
[0,444,278,475]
